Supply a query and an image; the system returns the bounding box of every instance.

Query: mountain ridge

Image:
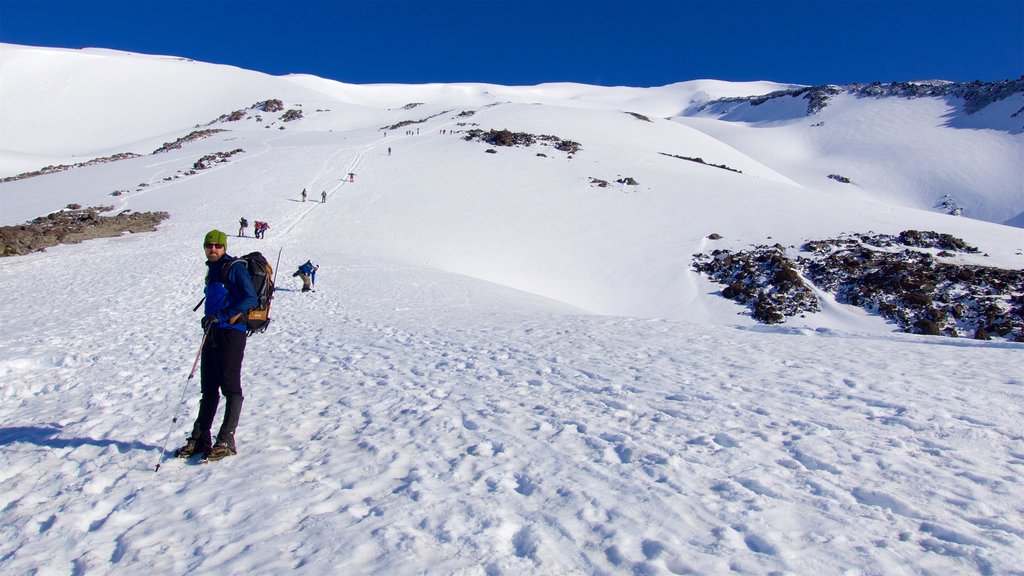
[696,77,1024,120]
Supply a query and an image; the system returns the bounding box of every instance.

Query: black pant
[192,328,247,449]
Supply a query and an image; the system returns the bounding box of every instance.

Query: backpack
[228,252,275,335]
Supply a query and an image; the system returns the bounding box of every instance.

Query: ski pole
[154,326,210,472]
[272,246,283,285]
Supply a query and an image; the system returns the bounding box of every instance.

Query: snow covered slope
[681,86,1024,226]
[0,44,1022,575]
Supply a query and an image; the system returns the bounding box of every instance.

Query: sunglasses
[204,243,224,249]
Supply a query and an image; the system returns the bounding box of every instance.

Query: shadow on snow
[0,424,158,453]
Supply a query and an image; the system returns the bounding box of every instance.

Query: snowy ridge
[696,78,1024,119]
[1,43,1023,575]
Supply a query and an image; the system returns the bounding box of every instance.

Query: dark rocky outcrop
[193,149,244,170]
[694,230,1023,340]
[660,153,742,174]
[0,153,143,183]
[693,244,820,324]
[258,99,284,113]
[464,129,582,155]
[1,206,170,256]
[700,78,1024,117]
[153,129,227,154]
[382,109,454,131]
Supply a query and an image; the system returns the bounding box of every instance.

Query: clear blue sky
[1,0,1021,87]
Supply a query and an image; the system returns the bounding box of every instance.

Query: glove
[292,271,299,277]
[201,314,219,331]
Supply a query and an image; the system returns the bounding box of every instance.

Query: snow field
[1,44,1022,575]
[2,250,1022,574]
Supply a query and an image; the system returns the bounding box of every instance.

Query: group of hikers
[238,217,269,239]
[174,176,348,462]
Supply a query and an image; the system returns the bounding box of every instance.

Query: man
[176,230,257,461]
[293,260,316,292]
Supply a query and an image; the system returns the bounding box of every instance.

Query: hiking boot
[205,442,237,461]
[174,437,210,458]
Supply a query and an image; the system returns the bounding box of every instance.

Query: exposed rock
[1,152,143,183]
[660,153,742,174]
[700,78,1024,117]
[692,244,820,324]
[1,206,170,256]
[695,230,1023,341]
[259,99,284,112]
[153,129,227,154]
[464,129,582,155]
[193,149,244,170]
[382,109,454,131]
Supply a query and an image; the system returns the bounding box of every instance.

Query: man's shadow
[0,424,159,453]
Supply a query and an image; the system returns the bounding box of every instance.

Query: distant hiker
[252,221,268,239]
[292,260,317,292]
[321,190,327,203]
[348,173,355,182]
[301,188,307,202]
[388,147,392,156]
[175,230,256,461]
[238,217,248,237]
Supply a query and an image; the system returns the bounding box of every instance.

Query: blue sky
[1,0,1021,87]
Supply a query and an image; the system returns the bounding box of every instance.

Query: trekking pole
[153,326,210,472]
[273,247,283,285]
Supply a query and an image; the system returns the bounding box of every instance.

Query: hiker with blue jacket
[293,260,317,292]
[176,230,257,461]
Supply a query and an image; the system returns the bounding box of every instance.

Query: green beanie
[203,229,228,247]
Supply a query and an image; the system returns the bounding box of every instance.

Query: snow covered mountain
[1,44,1022,575]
